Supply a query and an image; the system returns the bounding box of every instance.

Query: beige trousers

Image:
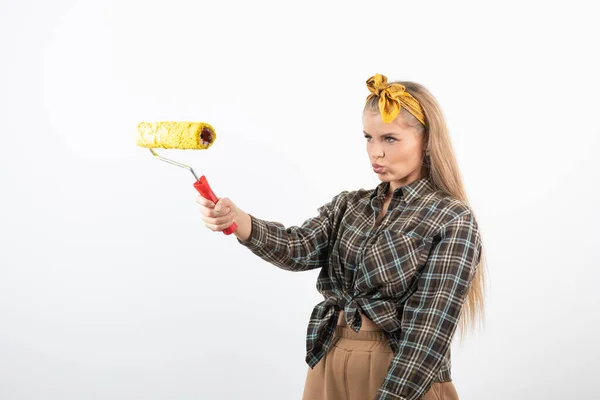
[302,325,459,400]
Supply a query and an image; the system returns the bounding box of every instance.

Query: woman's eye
[363,135,396,142]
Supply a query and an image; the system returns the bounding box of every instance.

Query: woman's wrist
[233,211,253,243]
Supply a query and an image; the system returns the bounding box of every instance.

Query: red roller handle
[193,176,238,235]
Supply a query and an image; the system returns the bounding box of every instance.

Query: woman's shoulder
[419,189,478,229]
[315,187,372,217]
[322,186,368,204]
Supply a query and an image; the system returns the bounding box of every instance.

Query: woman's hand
[196,195,238,232]
[196,195,252,241]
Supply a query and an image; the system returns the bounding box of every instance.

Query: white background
[1,0,599,399]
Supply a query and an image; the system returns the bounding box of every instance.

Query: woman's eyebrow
[363,131,401,136]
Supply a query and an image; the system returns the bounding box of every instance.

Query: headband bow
[366,73,427,126]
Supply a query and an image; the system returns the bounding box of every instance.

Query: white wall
[1,0,598,399]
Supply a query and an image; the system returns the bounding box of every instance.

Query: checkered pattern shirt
[236,177,482,400]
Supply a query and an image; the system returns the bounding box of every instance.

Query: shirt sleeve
[374,210,482,400]
[236,190,348,272]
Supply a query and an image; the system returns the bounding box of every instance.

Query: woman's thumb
[215,197,232,210]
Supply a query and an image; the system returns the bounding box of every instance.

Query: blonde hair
[364,81,488,344]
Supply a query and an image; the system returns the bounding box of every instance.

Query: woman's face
[362,110,428,193]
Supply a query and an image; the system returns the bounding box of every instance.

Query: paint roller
[136,121,238,235]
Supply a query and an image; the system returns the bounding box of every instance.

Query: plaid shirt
[236,177,482,400]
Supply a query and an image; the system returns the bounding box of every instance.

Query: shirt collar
[370,176,435,206]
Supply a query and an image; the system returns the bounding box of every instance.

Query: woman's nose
[368,143,384,158]
[372,149,384,158]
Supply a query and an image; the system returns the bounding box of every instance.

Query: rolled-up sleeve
[236,191,348,272]
[375,210,482,400]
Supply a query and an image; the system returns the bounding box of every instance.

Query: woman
[196,73,487,400]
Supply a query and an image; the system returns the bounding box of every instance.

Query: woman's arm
[235,191,349,272]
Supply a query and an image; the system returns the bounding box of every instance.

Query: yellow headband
[366,73,427,126]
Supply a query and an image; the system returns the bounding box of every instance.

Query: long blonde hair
[364,81,488,344]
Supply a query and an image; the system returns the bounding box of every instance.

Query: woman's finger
[202,215,235,231]
[196,195,215,208]
[201,213,234,226]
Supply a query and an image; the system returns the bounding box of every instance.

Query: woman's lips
[373,166,385,173]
